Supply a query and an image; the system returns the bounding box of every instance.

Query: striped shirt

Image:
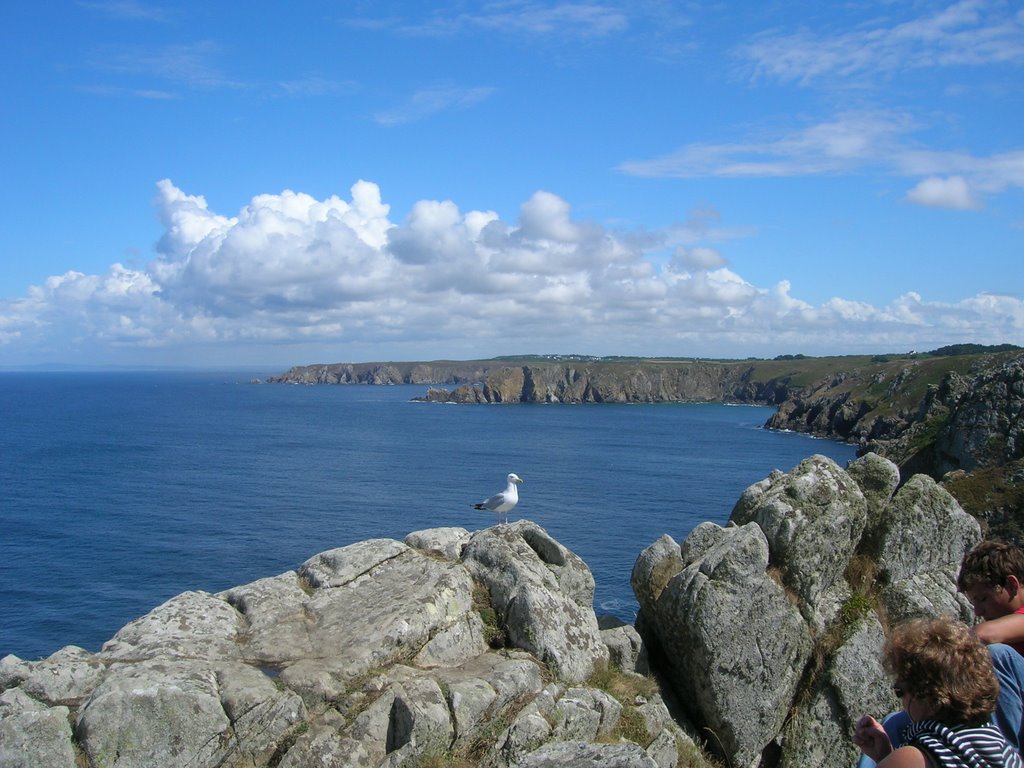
[903,720,1023,768]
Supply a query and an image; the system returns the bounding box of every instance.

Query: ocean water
[0,371,858,660]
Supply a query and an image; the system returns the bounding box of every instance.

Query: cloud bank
[1,180,1021,366]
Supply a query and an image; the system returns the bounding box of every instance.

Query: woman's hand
[853,715,893,762]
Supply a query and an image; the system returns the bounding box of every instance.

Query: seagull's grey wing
[474,492,505,510]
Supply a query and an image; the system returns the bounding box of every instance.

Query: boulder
[0,655,31,691]
[99,590,244,662]
[846,452,901,529]
[75,659,232,768]
[404,526,471,561]
[873,474,979,623]
[635,521,812,767]
[277,542,478,702]
[730,454,868,612]
[778,616,894,767]
[462,521,609,683]
[599,618,649,675]
[19,645,104,707]
[0,687,76,768]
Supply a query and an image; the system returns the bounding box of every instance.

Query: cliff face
[416,362,786,405]
[763,352,1024,534]
[266,361,495,386]
[764,352,1024,470]
[268,359,793,404]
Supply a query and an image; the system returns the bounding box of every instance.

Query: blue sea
[0,371,858,661]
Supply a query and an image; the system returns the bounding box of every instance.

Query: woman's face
[894,682,937,723]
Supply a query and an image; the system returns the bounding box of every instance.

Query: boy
[958,539,1024,654]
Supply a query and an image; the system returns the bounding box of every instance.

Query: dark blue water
[0,371,857,660]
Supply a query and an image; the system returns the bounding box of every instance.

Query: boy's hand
[853,714,893,762]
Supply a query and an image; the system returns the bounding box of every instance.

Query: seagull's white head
[507,473,523,485]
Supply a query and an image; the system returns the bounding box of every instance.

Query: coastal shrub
[678,738,725,768]
[610,706,650,746]
[471,580,505,647]
[585,659,658,703]
[462,692,536,763]
[586,660,665,748]
[844,554,880,596]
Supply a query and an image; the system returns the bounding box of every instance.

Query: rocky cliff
[1,454,984,768]
[763,351,1024,535]
[414,361,783,405]
[268,358,776,403]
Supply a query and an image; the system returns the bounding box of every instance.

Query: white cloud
[905,175,981,210]
[619,110,1024,210]
[78,0,172,23]
[619,112,913,178]
[0,180,1020,364]
[346,3,629,40]
[374,86,495,126]
[460,3,628,38]
[739,0,1024,84]
[671,246,727,271]
[88,41,248,94]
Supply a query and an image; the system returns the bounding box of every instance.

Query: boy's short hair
[958,540,1024,592]
[884,617,997,725]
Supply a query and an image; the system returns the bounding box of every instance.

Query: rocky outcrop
[633,453,979,768]
[0,454,997,767]
[1,522,698,768]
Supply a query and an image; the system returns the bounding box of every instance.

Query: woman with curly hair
[854,617,1022,767]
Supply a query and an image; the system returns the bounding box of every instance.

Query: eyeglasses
[893,684,907,698]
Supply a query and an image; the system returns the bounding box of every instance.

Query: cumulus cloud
[0,179,1021,364]
[906,175,981,210]
[671,246,727,271]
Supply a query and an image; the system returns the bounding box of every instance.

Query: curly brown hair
[883,617,998,726]
[958,539,1024,592]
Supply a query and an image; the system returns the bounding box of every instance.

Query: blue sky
[1,1,1022,369]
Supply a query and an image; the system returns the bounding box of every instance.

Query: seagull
[473,473,524,524]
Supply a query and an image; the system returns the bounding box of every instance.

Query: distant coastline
[269,345,1024,539]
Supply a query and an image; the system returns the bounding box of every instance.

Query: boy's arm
[974,613,1024,646]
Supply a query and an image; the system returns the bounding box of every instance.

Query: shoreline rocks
[1,521,696,768]
[1,455,988,767]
